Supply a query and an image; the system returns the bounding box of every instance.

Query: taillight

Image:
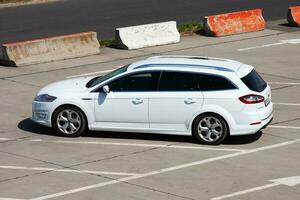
[239,94,264,104]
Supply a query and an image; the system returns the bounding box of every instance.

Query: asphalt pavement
[0,0,299,43]
[0,26,299,199]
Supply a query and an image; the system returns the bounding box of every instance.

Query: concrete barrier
[115,21,180,50]
[287,6,300,26]
[0,32,100,67]
[203,9,266,37]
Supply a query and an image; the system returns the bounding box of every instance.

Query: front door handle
[132,98,144,104]
[184,98,196,104]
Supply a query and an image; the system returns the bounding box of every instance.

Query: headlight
[34,94,57,102]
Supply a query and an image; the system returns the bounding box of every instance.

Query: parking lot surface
[0,27,300,200]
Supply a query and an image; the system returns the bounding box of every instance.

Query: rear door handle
[132,98,144,104]
[184,98,196,104]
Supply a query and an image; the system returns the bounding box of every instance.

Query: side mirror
[102,85,110,93]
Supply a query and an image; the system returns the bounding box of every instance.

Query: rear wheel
[52,106,86,137]
[192,113,228,145]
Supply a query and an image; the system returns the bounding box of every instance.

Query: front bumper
[31,101,53,127]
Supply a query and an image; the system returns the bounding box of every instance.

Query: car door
[149,71,204,132]
[94,71,160,128]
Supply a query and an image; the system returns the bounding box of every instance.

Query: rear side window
[159,71,236,91]
[241,70,267,92]
[159,72,200,91]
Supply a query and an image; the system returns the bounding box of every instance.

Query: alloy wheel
[56,109,81,134]
[197,116,223,142]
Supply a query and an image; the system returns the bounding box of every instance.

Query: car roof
[127,55,249,74]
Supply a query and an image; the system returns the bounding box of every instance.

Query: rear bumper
[230,112,273,136]
[261,116,273,129]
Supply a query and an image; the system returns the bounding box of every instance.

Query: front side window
[108,72,160,92]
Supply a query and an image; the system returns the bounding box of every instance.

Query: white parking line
[0,138,13,141]
[211,176,300,200]
[237,39,300,51]
[0,166,139,176]
[268,125,300,130]
[273,102,300,106]
[212,183,279,200]
[29,138,300,200]
[267,82,300,85]
[66,69,114,78]
[238,42,284,51]
[66,66,122,79]
[29,139,244,152]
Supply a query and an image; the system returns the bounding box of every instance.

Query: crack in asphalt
[120,181,197,200]
[265,132,299,142]
[63,142,196,200]
[0,135,36,144]
[0,147,153,183]
[0,77,42,88]
[271,117,300,126]
[270,84,300,91]
[0,141,195,200]
[69,146,164,168]
[0,150,70,172]
[260,72,300,82]
[0,143,173,182]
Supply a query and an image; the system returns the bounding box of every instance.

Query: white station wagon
[32,55,273,144]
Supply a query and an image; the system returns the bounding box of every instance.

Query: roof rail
[147,55,238,63]
[133,63,235,72]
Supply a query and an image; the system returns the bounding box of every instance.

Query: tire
[192,113,228,145]
[52,105,87,137]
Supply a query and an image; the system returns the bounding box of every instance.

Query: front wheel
[52,106,87,137]
[192,113,228,145]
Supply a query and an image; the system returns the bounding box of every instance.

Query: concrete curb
[0,32,100,67]
[287,6,300,27]
[115,21,180,50]
[203,9,266,37]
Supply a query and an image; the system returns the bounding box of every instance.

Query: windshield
[86,65,129,88]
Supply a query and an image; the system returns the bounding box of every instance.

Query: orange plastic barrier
[287,6,300,26]
[203,9,266,37]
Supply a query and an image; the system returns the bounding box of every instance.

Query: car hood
[37,77,92,95]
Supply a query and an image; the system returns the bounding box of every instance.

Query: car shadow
[18,118,54,135]
[278,22,296,27]
[223,131,263,145]
[18,118,262,145]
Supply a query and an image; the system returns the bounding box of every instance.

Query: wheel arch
[51,104,89,130]
[191,112,230,135]
[189,106,235,134]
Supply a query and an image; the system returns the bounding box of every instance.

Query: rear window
[241,69,267,92]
